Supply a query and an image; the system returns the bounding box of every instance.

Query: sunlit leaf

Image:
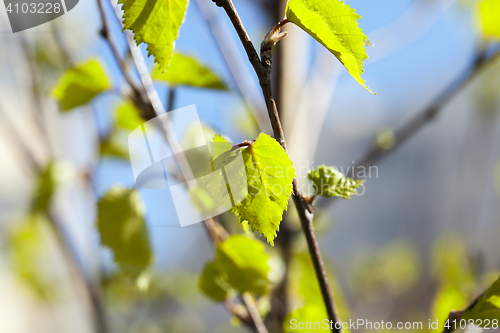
[97,186,153,281]
[100,131,130,160]
[212,135,232,160]
[432,287,467,332]
[119,0,189,71]
[231,133,295,245]
[308,165,364,199]
[7,215,56,300]
[153,52,228,90]
[285,0,373,93]
[117,102,144,131]
[462,276,500,325]
[31,162,56,213]
[52,60,109,111]
[215,235,270,295]
[479,0,500,38]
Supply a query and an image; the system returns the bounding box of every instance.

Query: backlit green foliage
[97,186,153,282]
[153,52,228,90]
[461,277,500,325]
[432,286,467,332]
[479,0,500,38]
[198,262,230,302]
[285,253,350,332]
[308,165,364,199]
[285,0,373,93]
[231,133,295,245]
[52,60,109,111]
[119,0,189,70]
[198,235,270,301]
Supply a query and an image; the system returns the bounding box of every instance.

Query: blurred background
[0,0,500,332]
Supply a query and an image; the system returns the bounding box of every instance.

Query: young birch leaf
[117,102,144,131]
[153,52,228,90]
[119,0,189,71]
[97,186,153,281]
[308,165,364,199]
[31,162,56,213]
[215,235,270,295]
[461,276,500,325]
[479,0,500,38]
[285,0,373,93]
[198,261,231,302]
[52,60,109,111]
[232,133,295,245]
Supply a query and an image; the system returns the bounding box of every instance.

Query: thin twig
[243,293,270,333]
[212,0,342,331]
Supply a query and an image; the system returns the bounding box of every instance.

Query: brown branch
[320,47,500,210]
[243,293,269,333]
[212,0,342,331]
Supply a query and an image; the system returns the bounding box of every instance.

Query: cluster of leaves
[308,165,364,199]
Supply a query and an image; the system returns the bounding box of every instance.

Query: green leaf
[52,60,109,111]
[153,52,228,90]
[285,0,373,93]
[198,261,231,302]
[117,102,144,131]
[31,162,56,213]
[308,165,364,199]
[97,186,153,281]
[100,130,130,159]
[119,0,189,71]
[7,214,57,300]
[479,0,500,38]
[212,134,233,160]
[215,235,270,295]
[231,133,295,245]
[461,276,500,325]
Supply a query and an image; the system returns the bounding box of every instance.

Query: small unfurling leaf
[308,165,364,199]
